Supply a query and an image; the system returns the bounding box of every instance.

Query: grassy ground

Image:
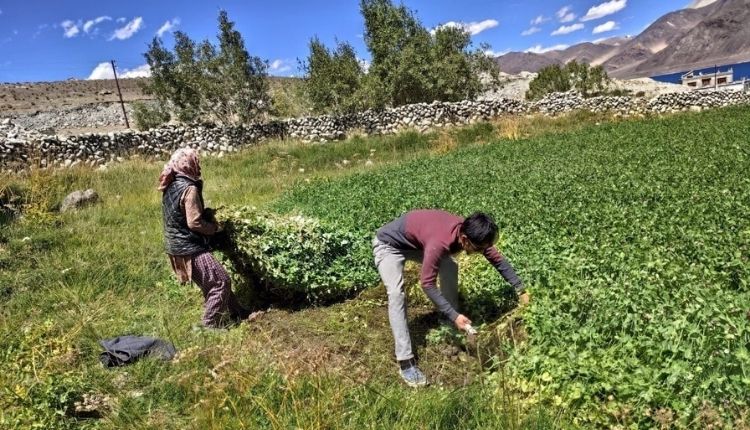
[4,106,748,428]
[0,113,612,429]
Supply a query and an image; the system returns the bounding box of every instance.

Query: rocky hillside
[494,0,750,78]
[494,52,560,75]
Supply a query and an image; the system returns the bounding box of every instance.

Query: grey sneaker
[399,364,428,387]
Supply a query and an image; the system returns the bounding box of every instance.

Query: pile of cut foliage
[218,207,517,322]
[218,206,378,302]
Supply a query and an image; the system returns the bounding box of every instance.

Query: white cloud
[61,20,80,38]
[88,62,113,79]
[592,20,619,34]
[581,0,627,22]
[687,0,718,8]
[110,17,143,41]
[433,19,499,36]
[269,59,292,73]
[116,17,126,23]
[557,6,577,23]
[83,16,111,33]
[551,23,584,35]
[120,64,151,78]
[521,27,541,36]
[463,19,499,35]
[531,15,549,25]
[484,49,509,57]
[156,18,180,37]
[87,62,151,80]
[526,44,569,54]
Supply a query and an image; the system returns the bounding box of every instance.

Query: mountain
[551,42,619,65]
[631,0,750,76]
[602,5,712,77]
[494,52,561,75]
[494,0,750,78]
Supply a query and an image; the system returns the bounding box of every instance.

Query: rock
[60,189,100,212]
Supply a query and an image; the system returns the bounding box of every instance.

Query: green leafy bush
[526,60,610,100]
[219,207,378,302]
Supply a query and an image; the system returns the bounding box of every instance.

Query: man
[372,209,526,387]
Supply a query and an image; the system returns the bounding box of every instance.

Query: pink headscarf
[157,147,202,191]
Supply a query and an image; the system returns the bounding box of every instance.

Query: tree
[302,0,500,113]
[142,10,270,125]
[526,61,610,100]
[301,38,365,114]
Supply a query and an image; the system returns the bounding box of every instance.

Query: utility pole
[110,60,130,129]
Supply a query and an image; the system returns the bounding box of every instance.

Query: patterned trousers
[191,251,242,327]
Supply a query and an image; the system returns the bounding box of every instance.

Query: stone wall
[2,90,750,171]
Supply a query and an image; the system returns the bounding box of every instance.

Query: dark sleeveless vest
[162,175,209,256]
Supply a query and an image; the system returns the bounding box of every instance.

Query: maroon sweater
[377,210,524,318]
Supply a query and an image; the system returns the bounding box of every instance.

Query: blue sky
[0,0,714,83]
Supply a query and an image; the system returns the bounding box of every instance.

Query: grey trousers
[372,237,459,361]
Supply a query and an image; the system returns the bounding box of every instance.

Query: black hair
[461,212,498,246]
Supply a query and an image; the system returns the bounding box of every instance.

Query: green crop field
[1,107,749,429]
[272,107,750,427]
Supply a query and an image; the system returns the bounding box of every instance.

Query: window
[688,82,697,87]
[702,78,711,86]
[718,77,727,85]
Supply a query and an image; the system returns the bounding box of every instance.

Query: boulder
[60,189,100,212]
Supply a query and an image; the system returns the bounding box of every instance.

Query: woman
[158,148,244,329]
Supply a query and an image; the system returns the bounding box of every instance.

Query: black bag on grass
[99,335,176,368]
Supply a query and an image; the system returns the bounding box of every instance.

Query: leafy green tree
[303,0,500,113]
[301,38,365,114]
[361,0,499,107]
[361,0,431,106]
[526,60,610,100]
[430,26,488,102]
[142,10,270,125]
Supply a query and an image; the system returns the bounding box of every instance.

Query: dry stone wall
[2,90,750,171]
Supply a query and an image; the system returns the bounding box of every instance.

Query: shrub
[526,61,610,100]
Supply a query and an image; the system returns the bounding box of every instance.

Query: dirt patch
[238,286,524,388]
[0,79,150,115]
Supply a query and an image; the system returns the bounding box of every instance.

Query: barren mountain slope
[632,0,750,76]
